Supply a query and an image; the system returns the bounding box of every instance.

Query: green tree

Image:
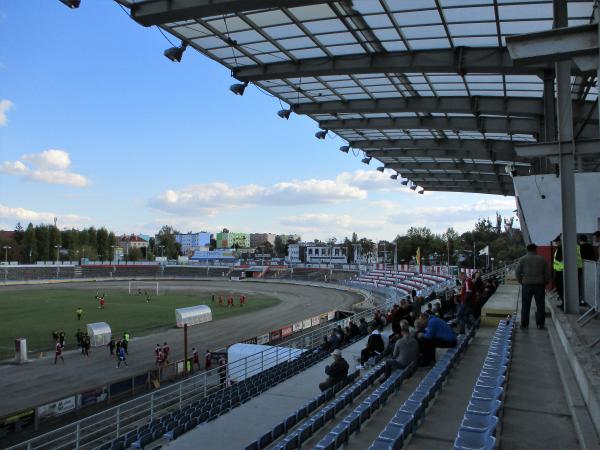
[156,225,181,259]
[35,226,50,261]
[23,223,37,263]
[96,228,109,260]
[127,246,142,261]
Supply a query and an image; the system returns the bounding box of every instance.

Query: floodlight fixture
[59,0,80,8]
[376,166,385,172]
[339,145,350,153]
[390,174,398,180]
[230,81,249,96]
[361,156,372,165]
[410,184,417,191]
[277,108,292,120]
[315,129,328,140]
[401,179,409,186]
[164,42,188,62]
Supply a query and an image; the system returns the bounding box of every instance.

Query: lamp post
[111,245,118,264]
[54,245,60,264]
[159,245,166,258]
[2,245,11,264]
[490,257,495,272]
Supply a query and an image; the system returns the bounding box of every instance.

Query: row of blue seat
[453,318,514,450]
[244,370,360,450]
[367,322,480,450]
[270,361,388,450]
[94,349,330,450]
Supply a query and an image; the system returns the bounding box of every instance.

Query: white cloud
[0,203,90,228]
[0,149,90,187]
[23,149,71,170]
[336,170,408,193]
[0,99,14,126]
[150,178,366,215]
[279,213,385,239]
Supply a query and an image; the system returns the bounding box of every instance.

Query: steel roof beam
[320,116,540,135]
[385,161,522,174]
[350,138,515,151]
[233,47,571,82]
[420,184,513,196]
[130,0,341,26]
[402,171,513,182]
[366,147,520,162]
[294,96,598,122]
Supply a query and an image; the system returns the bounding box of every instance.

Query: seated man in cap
[319,349,349,392]
[416,313,457,366]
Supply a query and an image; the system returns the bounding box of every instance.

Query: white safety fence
[578,260,600,328]
[7,287,397,450]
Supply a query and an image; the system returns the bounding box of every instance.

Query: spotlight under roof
[59,0,80,8]
[361,156,372,165]
[277,109,292,120]
[315,129,328,140]
[339,146,350,153]
[376,166,385,172]
[164,42,188,62]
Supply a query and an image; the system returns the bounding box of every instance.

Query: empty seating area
[452,319,513,450]
[1,265,75,281]
[162,266,228,278]
[92,348,335,450]
[80,265,161,279]
[244,370,361,450]
[367,324,479,450]
[352,269,452,296]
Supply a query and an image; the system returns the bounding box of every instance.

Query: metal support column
[554,0,580,314]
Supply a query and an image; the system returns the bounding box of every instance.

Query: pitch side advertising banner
[281,326,292,337]
[328,311,336,321]
[293,321,303,332]
[270,329,282,341]
[302,319,312,329]
[311,316,320,326]
[257,334,270,345]
[37,396,77,419]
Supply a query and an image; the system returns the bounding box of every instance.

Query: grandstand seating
[351,269,452,297]
[452,318,514,450]
[366,322,480,450]
[81,265,161,279]
[1,265,75,281]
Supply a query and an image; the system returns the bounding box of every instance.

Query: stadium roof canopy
[117,0,599,196]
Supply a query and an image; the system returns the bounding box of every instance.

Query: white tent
[227,343,305,383]
[86,322,112,347]
[175,305,212,328]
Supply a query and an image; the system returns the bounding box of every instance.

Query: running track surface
[0,279,363,416]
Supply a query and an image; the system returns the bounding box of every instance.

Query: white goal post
[128,280,159,296]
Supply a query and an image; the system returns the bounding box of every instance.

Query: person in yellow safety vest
[553,234,582,307]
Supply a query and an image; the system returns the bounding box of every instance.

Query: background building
[286,243,347,264]
[175,232,211,255]
[216,230,250,249]
[118,234,149,258]
[250,233,276,248]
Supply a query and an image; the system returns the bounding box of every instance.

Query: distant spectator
[580,235,595,261]
[457,272,475,334]
[426,303,433,316]
[319,349,349,392]
[335,325,346,344]
[192,347,200,370]
[328,329,340,350]
[348,321,360,340]
[411,289,417,302]
[380,320,419,382]
[516,243,550,329]
[358,326,385,368]
[107,336,115,358]
[154,344,161,366]
[373,310,386,328]
[76,307,83,321]
[54,341,64,364]
[163,342,170,364]
[205,349,212,370]
[416,313,457,366]
[218,358,227,388]
[320,336,331,353]
[116,346,128,368]
[358,318,369,336]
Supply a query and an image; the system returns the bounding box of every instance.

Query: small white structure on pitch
[87,322,112,347]
[175,305,212,328]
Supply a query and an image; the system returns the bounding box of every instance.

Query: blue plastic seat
[472,386,503,400]
[378,423,405,449]
[467,399,502,416]
[314,433,336,450]
[461,413,498,434]
[454,430,495,450]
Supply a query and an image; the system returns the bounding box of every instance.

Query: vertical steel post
[183,324,188,377]
[554,0,580,314]
[75,422,80,450]
[116,406,121,437]
[150,394,154,422]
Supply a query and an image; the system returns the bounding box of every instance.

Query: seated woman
[358,325,385,368]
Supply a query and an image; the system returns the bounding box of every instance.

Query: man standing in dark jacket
[319,349,349,392]
[516,243,550,329]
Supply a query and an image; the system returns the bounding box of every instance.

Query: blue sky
[0,1,517,240]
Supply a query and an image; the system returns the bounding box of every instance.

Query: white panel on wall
[514,172,600,245]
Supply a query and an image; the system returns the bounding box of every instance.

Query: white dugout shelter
[86,322,112,347]
[175,305,212,328]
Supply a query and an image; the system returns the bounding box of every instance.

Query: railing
[481,261,518,285]
[7,286,396,450]
[578,261,600,330]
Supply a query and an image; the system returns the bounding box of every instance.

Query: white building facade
[175,232,211,255]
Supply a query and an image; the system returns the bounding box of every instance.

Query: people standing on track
[54,341,64,364]
[219,295,223,306]
[205,349,212,370]
[99,296,106,309]
[227,296,233,307]
[192,347,200,370]
[154,344,162,367]
[59,330,65,348]
[82,333,91,357]
[116,346,128,368]
[75,329,83,353]
[163,342,170,364]
[76,307,83,321]
[122,332,130,354]
[108,336,115,357]
[218,357,227,388]
[211,294,215,305]
[52,330,59,344]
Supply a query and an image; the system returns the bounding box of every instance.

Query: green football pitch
[0,287,279,359]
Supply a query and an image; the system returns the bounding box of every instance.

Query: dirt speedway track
[0,279,363,417]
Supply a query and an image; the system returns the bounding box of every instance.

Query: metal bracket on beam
[515,138,600,157]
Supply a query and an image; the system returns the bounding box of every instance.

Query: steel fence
[7,286,396,450]
[577,260,600,328]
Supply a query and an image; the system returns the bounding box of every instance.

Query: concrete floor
[0,280,362,417]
